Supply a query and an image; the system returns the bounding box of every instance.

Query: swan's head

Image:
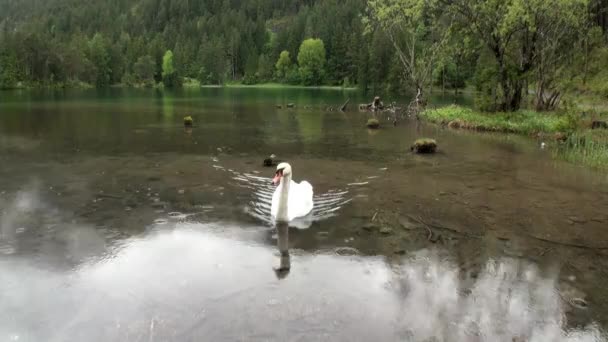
[272,162,291,185]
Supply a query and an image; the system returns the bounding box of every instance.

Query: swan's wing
[288,180,314,220]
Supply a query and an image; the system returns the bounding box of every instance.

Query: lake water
[1,88,608,341]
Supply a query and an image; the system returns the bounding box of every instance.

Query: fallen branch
[340,98,350,112]
[97,193,123,200]
[406,214,482,239]
[525,234,608,251]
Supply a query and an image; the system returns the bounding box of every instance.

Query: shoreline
[419,105,608,169]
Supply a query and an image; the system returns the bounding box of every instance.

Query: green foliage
[133,55,156,86]
[0,52,20,89]
[285,66,301,85]
[161,50,181,88]
[297,38,326,86]
[420,105,572,134]
[87,33,111,88]
[0,0,606,97]
[559,130,608,169]
[275,50,292,81]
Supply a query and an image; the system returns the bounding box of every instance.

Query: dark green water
[0,88,607,341]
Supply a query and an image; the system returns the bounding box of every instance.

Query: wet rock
[335,247,360,256]
[316,231,329,239]
[151,201,168,209]
[366,118,380,129]
[410,138,437,154]
[276,104,282,109]
[568,216,587,224]
[362,223,378,232]
[447,120,463,129]
[286,103,295,108]
[398,216,418,230]
[263,154,282,167]
[379,226,393,235]
[183,116,193,127]
[571,297,589,309]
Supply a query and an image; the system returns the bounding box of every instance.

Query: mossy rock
[366,118,380,129]
[411,138,437,154]
[184,116,194,127]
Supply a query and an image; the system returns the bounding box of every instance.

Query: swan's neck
[276,174,291,222]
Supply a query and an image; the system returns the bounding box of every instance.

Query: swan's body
[271,163,314,223]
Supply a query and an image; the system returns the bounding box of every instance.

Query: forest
[1,0,608,112]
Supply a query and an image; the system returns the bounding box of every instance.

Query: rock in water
[263,154,279,167]
[366,118,380,129]
[184,116,193,127]
[411,138,437,154]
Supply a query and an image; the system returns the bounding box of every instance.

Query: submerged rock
[411,138,437,154]
[366,118,380,129]
[447,120,463,129]
[379,226,393,235]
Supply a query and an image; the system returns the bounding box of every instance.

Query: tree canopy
[0,0,607,111]
[297,39,326,86]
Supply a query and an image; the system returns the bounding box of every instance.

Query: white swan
[271,162,314,223]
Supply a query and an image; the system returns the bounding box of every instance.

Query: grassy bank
[207,82,358,91]
[559,130,608,169]
[419,105,573,134]
[420,105,608,169]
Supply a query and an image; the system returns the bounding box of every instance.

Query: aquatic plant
[420,105,572,135]
[411,138,437,154]
[183,116,193,127]
[557,130,608,169]
[366,118,380,129]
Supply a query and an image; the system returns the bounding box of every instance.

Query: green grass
[201,82,357,91]
[420,105,573,134]
[558,130,608,169]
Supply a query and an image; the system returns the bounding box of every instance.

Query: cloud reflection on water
[0,222,605,342]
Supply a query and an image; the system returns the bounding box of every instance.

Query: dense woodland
[1,0,608,111]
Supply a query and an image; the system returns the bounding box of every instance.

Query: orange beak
[272,170,283,185]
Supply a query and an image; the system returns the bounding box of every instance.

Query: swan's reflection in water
[0,224,605,341]
[274,222,290,279]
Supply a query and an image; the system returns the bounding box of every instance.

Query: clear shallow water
[1,88,608,341]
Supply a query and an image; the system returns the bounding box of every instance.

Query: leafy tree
[87,33,111,88]
[0,52,20,89]
[275,50,292,81]
[162,50,181,88]
[364,0,445,99]
[134,55,156,86]
[440,0,588,111]
[297,38,326,85]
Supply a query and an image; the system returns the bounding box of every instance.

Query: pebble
[379,227,393,235]
[568,216,587,224]
[362,223,378,232]
[334,247,360,256]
